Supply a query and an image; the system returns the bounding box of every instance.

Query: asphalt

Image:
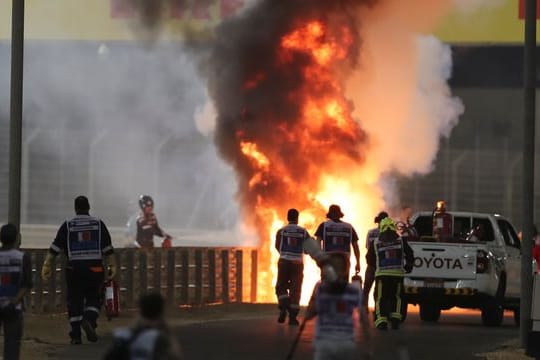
[59,308,523,360]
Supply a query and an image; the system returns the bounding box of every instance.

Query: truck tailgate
[408,242,478,280]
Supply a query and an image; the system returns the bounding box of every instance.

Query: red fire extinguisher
[104,279,120,320]
[432,200,453,240]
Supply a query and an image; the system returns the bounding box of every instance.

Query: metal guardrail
[24,247,258,314]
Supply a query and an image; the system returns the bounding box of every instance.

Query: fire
[240,141,270,169]
[206,0,464,308]
[231,19,383,304]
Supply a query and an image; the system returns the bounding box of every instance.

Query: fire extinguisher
[432,200,453,240]
[104,278,120,320]
[161,236,172,249]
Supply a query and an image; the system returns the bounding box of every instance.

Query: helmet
[139,195,154,210]
[374,211,388,224]
[379,218,397,233]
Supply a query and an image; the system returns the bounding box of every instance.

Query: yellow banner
[0,0,536,43]
[0,0,241,41]
[436,0,538,44]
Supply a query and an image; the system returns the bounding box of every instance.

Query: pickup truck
[403,211,524,327]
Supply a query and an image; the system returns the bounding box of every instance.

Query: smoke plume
[200,0,466,300]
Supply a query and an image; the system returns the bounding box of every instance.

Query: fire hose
[285,316,309,360]
[353,272,374,360]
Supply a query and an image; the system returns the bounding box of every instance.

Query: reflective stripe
[375,316,388,327]
[70,316,83,322]
[278,295,289,300]
[390,312,402,320]
[50,244,61,253]
[102,245,113,254]
[84,306,100,314]
[375,269,404,277]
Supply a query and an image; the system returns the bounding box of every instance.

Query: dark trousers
[363,266,375,307]
[374,275,404,327]
[66,267,104,338]
[275,259,303,316]
[0,309,23,360]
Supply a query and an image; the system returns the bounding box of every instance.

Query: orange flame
[234,19,383,304]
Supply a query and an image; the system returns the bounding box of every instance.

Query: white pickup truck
[403,211,524,326]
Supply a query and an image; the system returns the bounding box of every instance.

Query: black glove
[404,263,413,273]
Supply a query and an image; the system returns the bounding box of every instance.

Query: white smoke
[0,36,241,233]
[194,99,217,136]
[345,0,465,214]
[416,35,463,140]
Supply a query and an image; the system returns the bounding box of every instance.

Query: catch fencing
[25,247,258,313]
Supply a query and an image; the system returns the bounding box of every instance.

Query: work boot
[277,309,287,323]
[288,307,300,326]
[69,331,82,345]
[81,319,98,342]
[288,317,299,326]
[376,322,388,331]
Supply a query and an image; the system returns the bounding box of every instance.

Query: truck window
[497,219,521,249]
[413,216,433,237]
[453,216,471,239]
[471,218,495,242]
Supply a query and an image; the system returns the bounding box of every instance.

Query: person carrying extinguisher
[41,196,117,344]
[366,218,414,330]
[136,195,173,250]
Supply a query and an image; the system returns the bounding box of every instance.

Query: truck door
[497,219,522,298]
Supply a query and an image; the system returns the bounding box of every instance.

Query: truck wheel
[481,297,504,327]
[481,275,506,327]
[419,303,441,322]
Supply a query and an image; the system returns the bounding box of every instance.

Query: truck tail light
[476,250,489,274]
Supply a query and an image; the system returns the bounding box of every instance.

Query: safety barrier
[24,247,258,314]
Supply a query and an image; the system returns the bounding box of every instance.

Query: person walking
[275,208,312,325]
[363,211,388,310]
[314,204,361,277]
[366,218,414,330]
[41,195,117,344]
[0,224,32,360]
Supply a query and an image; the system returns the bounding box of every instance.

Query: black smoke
[203,0,377,221]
